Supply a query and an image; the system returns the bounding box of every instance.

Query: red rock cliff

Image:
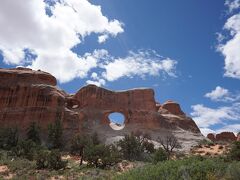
[0,68,202,142]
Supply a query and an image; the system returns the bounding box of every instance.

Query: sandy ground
[191,144,230,156]
[0,165,14,179]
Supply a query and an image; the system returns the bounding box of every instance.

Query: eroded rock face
[0,68,203,149]
[207,132,237,142]
[160,100,185,115]
[207,133,215,142]
[0,68,79,139]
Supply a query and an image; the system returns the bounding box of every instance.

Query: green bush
[115,157,239,180]
[152,148,167,164]
[198,139,214,147]
[70,134,91,165]
[117,133,144,161]
[47,149,67,170]
[0,127,19,150]
[10,140,39,160]
[142,140,155,154]
[26,122,41,145]
[84,144,121,168]
[48,119,63,149]
[36,150,49,169]
[228,141,240,161]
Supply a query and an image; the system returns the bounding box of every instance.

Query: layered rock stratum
[0,68,205,150]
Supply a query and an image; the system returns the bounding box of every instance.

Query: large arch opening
[108,112,125,130]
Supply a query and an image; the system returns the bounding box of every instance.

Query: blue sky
[0,0,240,135]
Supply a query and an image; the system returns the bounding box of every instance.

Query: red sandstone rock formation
[160,100,185,115]
[207,132,237,142]
[216,132,237,142]
[207,133,215,142]
[0,68,202,144]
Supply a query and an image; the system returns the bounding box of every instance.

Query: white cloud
[0,0,123,83]
[225,0,240,13]
[216,124,240,134]
[86,72,106,87]
[98,34,109,43]
[200,124,240,136]
[205,86,240,102]
[199,128,216,136]
[191,103,240,135]
[0,0,176,85]
[205,86,229,101]
[1,48,25,65]
[217,13,240,79]
[86,79,106,87]
[101,51,177,82]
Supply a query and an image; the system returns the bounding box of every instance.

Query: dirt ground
[191,143,230,156]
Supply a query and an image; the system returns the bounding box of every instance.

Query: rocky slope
[0,68,205,150]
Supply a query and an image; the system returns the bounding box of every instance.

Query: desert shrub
[225,161,240,179]
[0,127,19,150]
[117,133,143,161]
[218,145,224,150]
[11,140,39,160]
[84,143,121,168]
[48,118,63,149]
[36,150,49,169]
[228,141,240,161]
[158,133,181,160]
[152,148,167,164]
[115,157,239,180]
[117,132,155,161]
[26,122,41,145]
[142,140,155,154]
[91,132,101,145]
[198,139,214,146]
[100,144,121,168]
[47,149,67,170]
[70,134,91,165]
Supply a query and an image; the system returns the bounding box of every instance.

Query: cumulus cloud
[0,0,123,83]
[86,72,106,86]
[0,0,177,85]
[217,11,240,79]
[205,86,240,102]
[225,0,240,13]
[205,86,230,101]
[191,103,240,135]
[216,124,240,134]
[101,50,177,82]
[83,50,177,86]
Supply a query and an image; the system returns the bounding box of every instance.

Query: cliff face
[0,68,204,149]
[0,68,80,138]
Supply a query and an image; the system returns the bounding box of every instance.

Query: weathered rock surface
[237,133,240,141]
[159,100,185,115]
[207,133,215,142]
[0,68,204,150]
[207,132,237,142]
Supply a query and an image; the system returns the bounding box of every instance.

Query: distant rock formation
[0,68,204,150]
[207,132,237,142]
